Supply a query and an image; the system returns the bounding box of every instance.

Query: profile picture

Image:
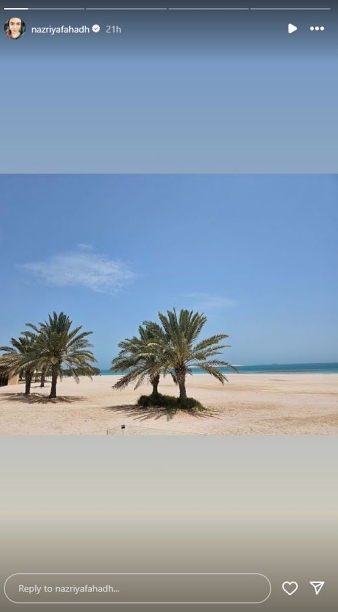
[4,16,26,39]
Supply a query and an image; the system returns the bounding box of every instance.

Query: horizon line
[100,360,338,371]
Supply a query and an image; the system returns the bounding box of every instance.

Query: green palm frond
[111,322,165,391]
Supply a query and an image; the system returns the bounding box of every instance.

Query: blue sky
[0,175,337,368]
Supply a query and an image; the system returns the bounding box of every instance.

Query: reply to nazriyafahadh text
[19,584,120,595]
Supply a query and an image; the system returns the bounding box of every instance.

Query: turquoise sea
[101,363,338,376]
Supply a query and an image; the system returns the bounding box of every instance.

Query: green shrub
[137,393,204,412]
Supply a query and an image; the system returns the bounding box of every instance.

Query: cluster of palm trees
[0,312,97,399]
[1,308,236,406]
[111,308,237,405]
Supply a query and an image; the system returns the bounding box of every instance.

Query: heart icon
[282,581,298,596]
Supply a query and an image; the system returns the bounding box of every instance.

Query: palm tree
[24,312,97,399]
[156,308,237,402]
[0,335,39,395]
[111,322,165,396]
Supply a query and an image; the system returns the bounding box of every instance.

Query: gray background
[1,437,337,610]
[1,4,337,173]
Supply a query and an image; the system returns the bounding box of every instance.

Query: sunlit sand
[1,373,337,435]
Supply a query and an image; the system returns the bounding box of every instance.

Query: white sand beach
[0,373,337,435]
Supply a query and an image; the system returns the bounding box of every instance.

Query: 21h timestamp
[106,25,122,34]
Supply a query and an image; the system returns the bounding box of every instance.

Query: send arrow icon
[309,581,325,595]
[288,23,298,34]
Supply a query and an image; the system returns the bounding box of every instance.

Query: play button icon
[288,23,298,34]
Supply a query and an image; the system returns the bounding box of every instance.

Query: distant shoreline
[100,363,338,376]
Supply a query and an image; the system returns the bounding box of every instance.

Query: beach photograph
[0,175,337,435]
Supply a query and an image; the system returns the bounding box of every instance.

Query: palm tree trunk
[24,370,33,396]
[49,365,59,399]
[150,373,160,396]
[40,366,46,388]
[175,369,187,401]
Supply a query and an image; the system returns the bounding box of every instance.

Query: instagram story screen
[0,1,337,610]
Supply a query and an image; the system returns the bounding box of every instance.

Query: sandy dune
[0,374,337,435]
